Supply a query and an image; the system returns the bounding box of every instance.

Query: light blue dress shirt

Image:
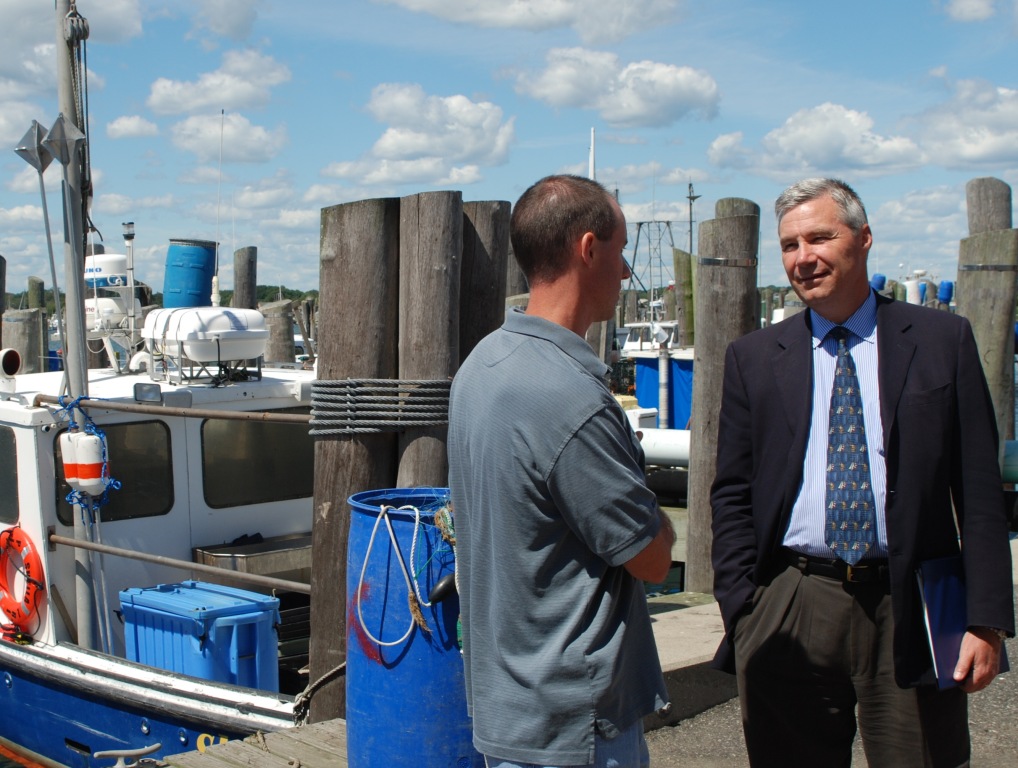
[782,291,888,559]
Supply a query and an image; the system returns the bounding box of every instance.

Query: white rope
[355,504,419,648]
[408,505,432,609]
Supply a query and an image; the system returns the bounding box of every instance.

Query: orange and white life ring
[0,527,45,632]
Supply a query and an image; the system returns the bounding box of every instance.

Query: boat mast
[54,0,95,651]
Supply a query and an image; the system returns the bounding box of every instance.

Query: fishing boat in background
[0,3,316,764]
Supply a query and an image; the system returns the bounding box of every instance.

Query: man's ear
[578,231,596,267]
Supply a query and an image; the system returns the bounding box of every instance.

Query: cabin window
[201,407,313,508]
[0,427,17,524]
[56,421,173,525]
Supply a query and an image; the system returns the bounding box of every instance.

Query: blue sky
[0,0,1016,299]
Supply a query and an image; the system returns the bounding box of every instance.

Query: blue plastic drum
[163,239,217,308]
[346,487,481,767]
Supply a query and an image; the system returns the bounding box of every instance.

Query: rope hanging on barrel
[309,379,450,435]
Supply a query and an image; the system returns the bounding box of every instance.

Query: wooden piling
[261,299,295,363]
[233,246,258,309]
[396,191,462,488]
[460,201,511,362]
[27,276,45,309]
[1,309,46,373]
[966,177,1012,235]
[310,198,400,722]
[685,200,760,594]
[672,248,694,346]
[955,177,1018,447]
[506,244,528,299]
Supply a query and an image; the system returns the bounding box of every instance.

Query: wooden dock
[164,720,347,766]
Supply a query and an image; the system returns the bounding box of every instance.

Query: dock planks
[164,720,347,766]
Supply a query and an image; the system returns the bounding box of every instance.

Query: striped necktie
[825,327,876,564]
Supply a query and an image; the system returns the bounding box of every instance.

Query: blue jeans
[483,721,650,768]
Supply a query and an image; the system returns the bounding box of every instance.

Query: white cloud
[912,78,1018,168]
[761,104,924,173]
[94,192,175,217]
[194,0,264,40]
[147,49,291,115]
[0,204,43,228]
[707,105,924,180]
[515,48,718,128]
[377,0,679,44]
[867,186,968,280]
[707,132,753,169]
[323,83,513,187]
[944,0,996,21]
[170,112,286,163]
[106,115,159,139]
[263,208,319,230]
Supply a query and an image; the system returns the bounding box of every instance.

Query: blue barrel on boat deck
[163,238,217,308]
[346,488,482,768]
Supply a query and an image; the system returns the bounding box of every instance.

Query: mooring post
[955,177,1017,451]
[672,247,694,347]
[310,198,400,722]
[460,201,511,362]
[395,191,463,487]
[685,198,760,594]
[261,299,295,364]
[1,309,45,374]
[232,246,257,309]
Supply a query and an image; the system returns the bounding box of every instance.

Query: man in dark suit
[711,177,1014,766]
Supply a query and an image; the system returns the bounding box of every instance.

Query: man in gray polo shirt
[448,174,675,768]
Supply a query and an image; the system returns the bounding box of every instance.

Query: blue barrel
[163,239,217,308]
[870,273,886,291]
[938,280,954,305]
[346,488,481,768]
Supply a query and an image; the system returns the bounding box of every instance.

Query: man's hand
[953,627,1004,692]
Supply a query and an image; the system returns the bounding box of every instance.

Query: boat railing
[32,393,311,423]
[48,531,311,595]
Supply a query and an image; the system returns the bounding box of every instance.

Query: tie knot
[830,327,850,346]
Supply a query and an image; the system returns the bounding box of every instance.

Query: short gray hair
[775,178,868,233]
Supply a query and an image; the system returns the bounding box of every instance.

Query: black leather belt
[781,548,889,584]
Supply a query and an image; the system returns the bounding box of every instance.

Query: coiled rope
[309,379,450,435]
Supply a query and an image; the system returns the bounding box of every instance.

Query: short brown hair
[510,175,619,284]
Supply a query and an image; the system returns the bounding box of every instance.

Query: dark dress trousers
[711,293,1014,687]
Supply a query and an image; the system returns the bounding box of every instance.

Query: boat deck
[164,721,347,766]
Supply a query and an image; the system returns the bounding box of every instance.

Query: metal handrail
[48,532,311,595]
[32,394,311,423]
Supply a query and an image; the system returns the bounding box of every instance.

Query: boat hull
[0,639,292,765]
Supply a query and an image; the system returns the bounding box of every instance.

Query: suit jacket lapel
[876,297,916,447]
[773,314,814,515]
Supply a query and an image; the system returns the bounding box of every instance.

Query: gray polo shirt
[448,308,668,765]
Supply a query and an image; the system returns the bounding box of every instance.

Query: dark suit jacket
[710,292,1015,687]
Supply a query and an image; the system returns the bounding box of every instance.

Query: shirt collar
[503,306,610,378]
[809,290,878,349]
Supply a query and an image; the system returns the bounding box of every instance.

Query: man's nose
[621,254,633,279]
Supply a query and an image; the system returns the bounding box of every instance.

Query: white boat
[0,4,316,763]
[0,316,316,763]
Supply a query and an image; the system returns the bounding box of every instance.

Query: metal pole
[54,0,94,651]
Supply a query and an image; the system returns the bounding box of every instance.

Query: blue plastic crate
[120,580,280,692]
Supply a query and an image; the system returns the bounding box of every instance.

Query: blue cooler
[120,580,280,692]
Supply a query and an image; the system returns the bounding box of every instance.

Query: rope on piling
[309,379,450,435]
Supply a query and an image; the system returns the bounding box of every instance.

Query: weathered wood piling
[232,246,258,309]
[309,192,510,724]
[685,198,760,594]
[954,177,1017,448]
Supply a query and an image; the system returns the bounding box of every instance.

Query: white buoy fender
[61,432,107,496]
[59,432,79,491]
